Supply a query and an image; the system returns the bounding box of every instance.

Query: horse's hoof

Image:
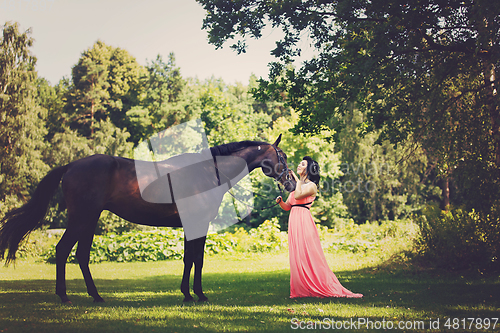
[197,296,209,303]
[93,296,105,303]
[183,296,195,302]
[59,295,72,304]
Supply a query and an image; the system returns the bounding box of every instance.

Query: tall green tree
[0,22,48,214]
[67,40,145,137]
[198,0,500,211]
[36,77,70,142]
[68,40,111,136]
[126,53,186,145]
[200,77,272,146]
[107,46,146,128]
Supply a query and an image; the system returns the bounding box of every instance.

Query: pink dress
[288,191,363,298]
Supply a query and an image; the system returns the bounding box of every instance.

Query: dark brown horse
[0,136,295,303]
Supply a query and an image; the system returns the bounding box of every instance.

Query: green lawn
[1,252,499,332]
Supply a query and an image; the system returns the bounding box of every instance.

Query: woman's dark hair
[303,156,320,185]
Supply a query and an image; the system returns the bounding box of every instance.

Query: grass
[1,251,499,332]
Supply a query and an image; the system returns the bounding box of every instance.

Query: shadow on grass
[1,265,499,332]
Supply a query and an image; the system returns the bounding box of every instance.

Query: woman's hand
[275,195,291,211]
[290,170,299,182]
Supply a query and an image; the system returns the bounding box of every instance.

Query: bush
[16,228,62,259]
[248,218,288,252]
[415,204,500,270]
[324,219,418,256]
[42,229,185,264]
[38,217,417,264]
[41,218,288,263]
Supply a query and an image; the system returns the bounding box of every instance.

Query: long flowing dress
[288,191,363,298]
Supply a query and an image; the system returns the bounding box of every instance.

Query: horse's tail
[0,164,69,264]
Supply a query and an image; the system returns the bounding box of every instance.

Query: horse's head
[262,134,296,192]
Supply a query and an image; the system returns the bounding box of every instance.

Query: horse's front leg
[181,237,194,302]
[193,236,208,302]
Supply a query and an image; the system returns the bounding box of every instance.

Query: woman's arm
[291,170,317,200]
[294,181,317,200]
[276,195,291,211]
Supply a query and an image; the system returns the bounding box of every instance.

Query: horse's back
[61,155,120,212]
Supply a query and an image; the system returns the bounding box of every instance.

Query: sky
[1,0,314,86]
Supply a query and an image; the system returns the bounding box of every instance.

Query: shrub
[206,218,288,253]
[42,229,185,264]
[38,217,417,264]
[248,218,288,252]
[41,218,288,263]
[16,228,62,259]
[325,219,418,256]
[415,204,500,270]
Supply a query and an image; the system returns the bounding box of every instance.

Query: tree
[68,40,111,136]
[199,77,272,146]
[337,107,441,222]
[125,53,186,145]
[67,41,145,137]
[107,47,146,129]
[198,0,500,211]
[0,22,48,215]
[36,77,70,142]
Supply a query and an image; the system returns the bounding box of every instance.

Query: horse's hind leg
[55,211,102,304]
[55,228,79,303]
[76,219,104,303]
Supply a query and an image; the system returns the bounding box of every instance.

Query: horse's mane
[210,141,268,156]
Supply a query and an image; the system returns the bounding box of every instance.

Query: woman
[276,156,363,298]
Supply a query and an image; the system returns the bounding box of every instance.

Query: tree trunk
[478,13,500,174]
[485,63,500,171]
[442,177,450,211]
[90,100,95,136]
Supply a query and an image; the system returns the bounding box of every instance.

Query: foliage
[323,219,419,258]
[66,40,111,136]
[41,218,288,264]
[251,111,347,229]
[90,118,134,156]
[415,204,500,270]
[14,227,61,259]
[198,0,500,214]
[0,22,49,217]
[42,228,185,264]
[66,40,145,137]
[200,77,272,146]
[38,217,418,265]
[236,218,288,252]
[125,53,187,144]
[337,108,441,222]
[36,77,68,142]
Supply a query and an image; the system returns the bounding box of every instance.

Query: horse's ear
[273,134,282,147]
